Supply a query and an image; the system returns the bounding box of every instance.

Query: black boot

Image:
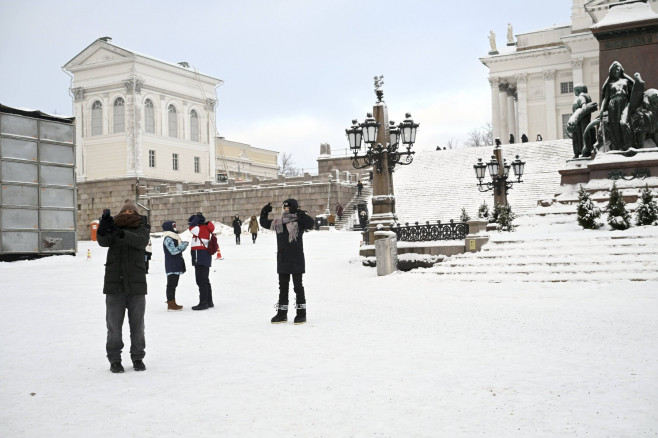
[132,359,146,371]
[271,304,288,324]
[207,285,214,308]
[193,284,210,311]
[294,303,306,325]
[110,361,124,373]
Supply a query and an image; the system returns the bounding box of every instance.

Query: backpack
[193,229,219,255]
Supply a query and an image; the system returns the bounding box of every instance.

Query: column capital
[206,98,216,111]
[498,81,509,93]
[543,69,556,80]
[124,78,144,94]
[71,87,85,102]
[488,76,501,87]
[570,57,584,69]
[514,73,528,85]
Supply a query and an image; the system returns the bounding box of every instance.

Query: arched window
[168,104,178,138]
[91,101,103,136]
[113,98,125,133]
[144,99,155,134]
[190,109,199,142]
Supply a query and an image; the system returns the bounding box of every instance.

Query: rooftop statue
[488,30,497,54]
[374,75,384,103]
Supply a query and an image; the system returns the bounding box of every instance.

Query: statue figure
[566,84,598,158]
[488,30,497,53]
[506,23,515,46]
[374,75,384,103]
[599,61,635,150]
[625,74,658,148]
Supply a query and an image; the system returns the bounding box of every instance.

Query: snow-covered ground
[1,228,657,437]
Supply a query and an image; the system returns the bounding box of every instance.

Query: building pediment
[63,40,133,71]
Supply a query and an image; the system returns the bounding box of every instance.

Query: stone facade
[77,173,359,240]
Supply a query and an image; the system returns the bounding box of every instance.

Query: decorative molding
[543,69,557,80]
[205,98,216,111]
[514,73,528,85]
[71,87,85,102]
[571,58,584,69]
[124,78,144,94]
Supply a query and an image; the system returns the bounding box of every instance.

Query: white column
[507,93,516,143]
[498,81,509,143]
[515,74,528,140]
[571,58,584,86]
[489,77,501,141]
[71,87,86,181]
[206,99,217,182]
[544,70,557,139]
[160,95,167,137]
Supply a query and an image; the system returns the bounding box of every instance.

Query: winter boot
[193,284,210,310]
[271,304,288,324]
[294,303,307,325]
[167,300,183,311]
[207,286,214,308]
[110,361,124,373]
[132,360,146,371]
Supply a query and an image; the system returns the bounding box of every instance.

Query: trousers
[105,294,146,363]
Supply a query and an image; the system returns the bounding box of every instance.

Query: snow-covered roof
[591,0,658,29]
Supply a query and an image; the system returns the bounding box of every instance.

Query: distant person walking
[248,215,259,244]
[260,199,315,324]
[336,203,344,221]
[232,214,242,245]
[536,133,543,141]
[357,180,363,197]
[161,220,188,311]
[97,200,150,373]
[521,134,528,143]
[188,212,215,310]
[509,134,515,144]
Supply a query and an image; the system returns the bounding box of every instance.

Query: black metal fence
[391,220,469,242]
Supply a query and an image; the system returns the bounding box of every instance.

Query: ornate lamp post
[346,76,419,244]
[473,145,525,206]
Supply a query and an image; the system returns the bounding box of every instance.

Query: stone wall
[77,173,358,239]
[318,155,371,178]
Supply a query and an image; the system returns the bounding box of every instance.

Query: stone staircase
[418,215,658,282]
[335,182,373,230]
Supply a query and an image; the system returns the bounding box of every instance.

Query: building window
[149,150,156,168]
[194,156,200,173]
[91,101,102,136]
[168,104,178,138]
[145,99,155,134]
[190,110,199,142]
[562,114,571,139]
[560,81,573,94]
[172,153,179,171]
[113,98,125,133]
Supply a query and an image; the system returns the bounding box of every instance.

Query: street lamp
[473,147,525,201]
[345,76,419,245]
[346,113,418,173]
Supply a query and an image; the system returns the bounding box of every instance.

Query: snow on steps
[410,212,658,282]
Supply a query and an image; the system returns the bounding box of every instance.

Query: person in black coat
[260,198,315,324]
[232,214,242,245]
[97,200,150,373]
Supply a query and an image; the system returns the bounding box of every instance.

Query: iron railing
[392,220,469,242]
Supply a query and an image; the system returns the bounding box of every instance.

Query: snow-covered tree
[606,182,631,230]
[576,185,602,229]
[460,207,470,222]
[490,202,502,224]
[635,184,658,226]
[496,203,516,232]
[477,201,489,220]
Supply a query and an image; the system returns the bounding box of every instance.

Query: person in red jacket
[188,212,215,310]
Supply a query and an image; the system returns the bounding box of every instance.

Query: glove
[262,203,272,214]
[97,210,114,236]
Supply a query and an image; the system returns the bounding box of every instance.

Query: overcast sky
[0,0,572,171]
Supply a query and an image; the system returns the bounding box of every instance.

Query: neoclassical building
[63,37,279,184]
[480,0,658,143]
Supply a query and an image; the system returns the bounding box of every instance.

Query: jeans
[106,294,146,363]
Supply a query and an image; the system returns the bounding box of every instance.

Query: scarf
[114,212,142,228]
[162,231,182,245]
[271,212,299,243]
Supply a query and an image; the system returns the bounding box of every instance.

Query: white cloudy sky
[0,0,572,170]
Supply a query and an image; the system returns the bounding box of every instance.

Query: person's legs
[106,294,127,364]
[126,295,146,361]
[292,274,306,324]
[272,273,290,323]
[193,265,210,310]
[166,274,179,301]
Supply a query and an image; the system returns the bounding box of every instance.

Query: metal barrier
[391,220,469,242]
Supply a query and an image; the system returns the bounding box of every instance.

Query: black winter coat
[260,207,315,274]
[97,220,150,295]
[232,218,242,234]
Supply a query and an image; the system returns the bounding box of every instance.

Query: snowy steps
[423,232,658,282]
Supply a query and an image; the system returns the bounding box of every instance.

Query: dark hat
[282,198,298,214]
[120,199,139,214]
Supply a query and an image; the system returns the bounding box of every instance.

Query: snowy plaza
[1,223,658,437]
